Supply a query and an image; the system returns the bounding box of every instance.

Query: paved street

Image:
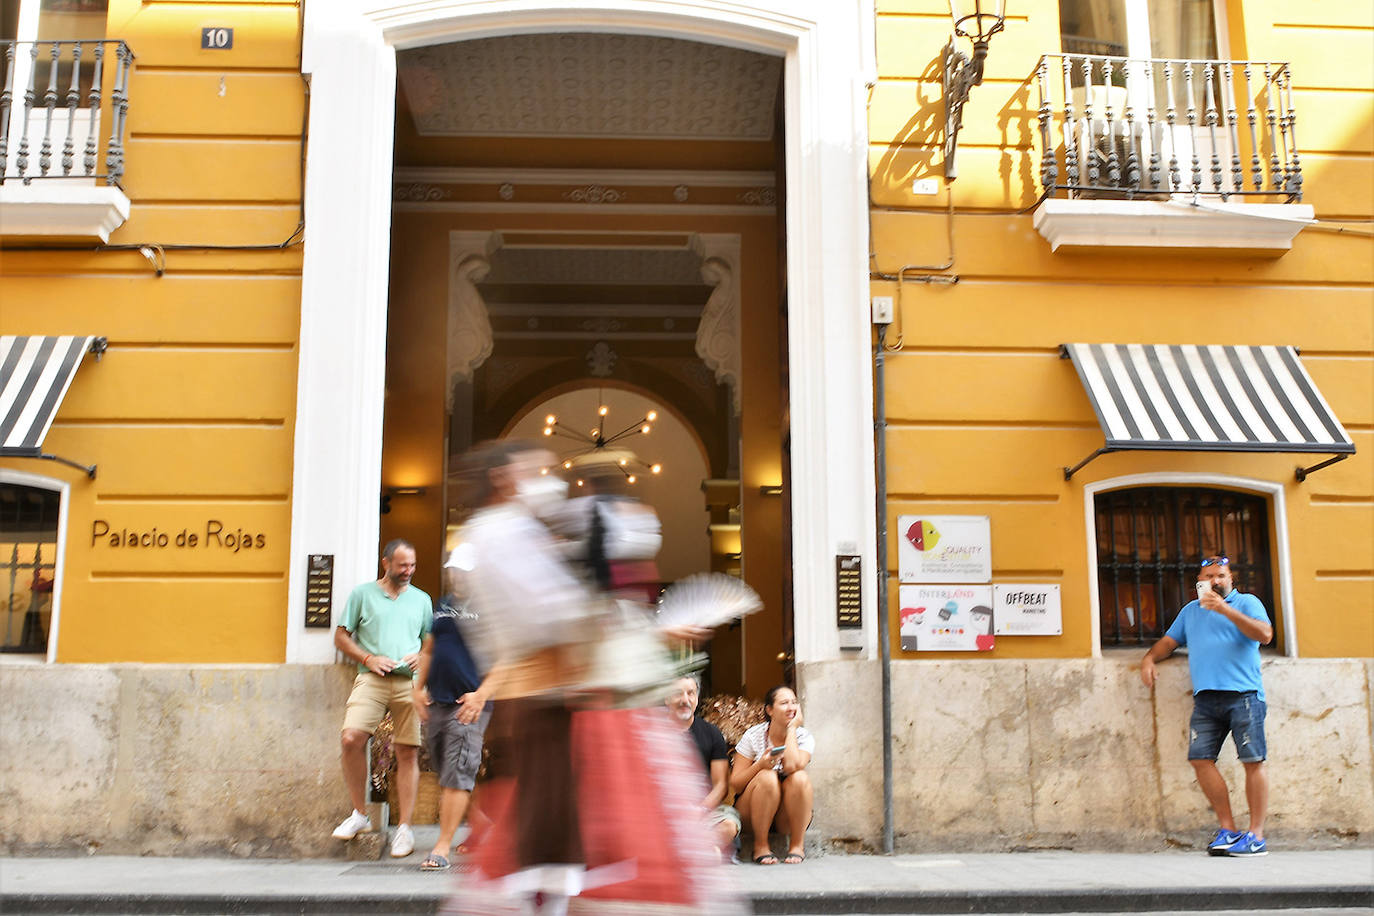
[2,836,1370,915]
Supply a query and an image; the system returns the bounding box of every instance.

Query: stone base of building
[799,657,1374,854]
[0,664,358,858]
[1,658,1370,857]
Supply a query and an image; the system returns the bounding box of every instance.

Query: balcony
[0,39,134,243]
[1030,53,1313,254]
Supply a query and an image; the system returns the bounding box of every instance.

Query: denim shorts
[1188,690,1267,763]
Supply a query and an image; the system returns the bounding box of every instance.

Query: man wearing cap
[409,550,500,870]
[331,539,433,859]
[1140,555,1273,857]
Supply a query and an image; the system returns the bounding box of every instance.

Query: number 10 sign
[201,27,234,50]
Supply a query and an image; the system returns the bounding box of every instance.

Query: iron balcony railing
[1034,53,1302,202]
[0,39,134,186]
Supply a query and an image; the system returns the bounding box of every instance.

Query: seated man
[666,675,741,859]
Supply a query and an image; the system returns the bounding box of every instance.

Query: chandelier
[541,403,663,484]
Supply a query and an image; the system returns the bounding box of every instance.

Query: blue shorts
[1188,690,1267,763]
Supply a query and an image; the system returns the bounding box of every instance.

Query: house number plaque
[201,27,234,49]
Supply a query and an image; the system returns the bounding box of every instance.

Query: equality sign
[993,584,1062,636]
[898,584,995,652]
[896,515,991,583]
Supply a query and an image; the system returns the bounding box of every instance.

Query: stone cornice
[0,184,130,243]
[1032,199,1314,254]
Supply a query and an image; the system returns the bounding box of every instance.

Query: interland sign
[91,520,267,553]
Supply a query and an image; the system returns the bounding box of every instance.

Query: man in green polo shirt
[331,539,433,858]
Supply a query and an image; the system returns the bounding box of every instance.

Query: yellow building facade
[1,0,303,664]
[0,0,1369,855]
[870,0,1372,664]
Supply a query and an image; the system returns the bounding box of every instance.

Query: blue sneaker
[1207,828,1244,856]
[1224,831,1268,857]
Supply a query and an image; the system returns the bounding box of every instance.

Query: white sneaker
[390,823,415,858]
[331,810,372,840]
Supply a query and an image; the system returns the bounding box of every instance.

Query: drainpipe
[873,322,894,855]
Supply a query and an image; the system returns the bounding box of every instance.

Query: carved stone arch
[690,233,742,416]
[447,230,501,410]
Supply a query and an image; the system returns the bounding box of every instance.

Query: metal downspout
[873,322,894,855]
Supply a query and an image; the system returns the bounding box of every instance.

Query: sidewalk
[2,841,1371,915]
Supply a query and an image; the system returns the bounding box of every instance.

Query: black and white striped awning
[1061,343,1355,480]
[0,335,105,477]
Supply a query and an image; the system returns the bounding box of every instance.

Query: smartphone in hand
[769,745,786,756]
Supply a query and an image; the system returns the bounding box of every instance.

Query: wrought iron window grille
[0,483,60,654]
[1095,486,1275,648]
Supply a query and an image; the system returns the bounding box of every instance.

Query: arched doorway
[291,2,878,688]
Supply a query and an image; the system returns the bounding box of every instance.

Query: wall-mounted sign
[898,584,995,652]
[835,554,862,629]
[305,554,334,628]
[897,515,991,583]
[90,519,266,552]
[201,27,233,49]
[993,584,1062,635]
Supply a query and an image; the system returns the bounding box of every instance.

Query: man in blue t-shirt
[1140,555,1274,857]
[410,575,499,871]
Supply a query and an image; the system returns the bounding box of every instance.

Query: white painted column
[287,6,398,663]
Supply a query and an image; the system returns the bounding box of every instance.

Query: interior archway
[504,385,711,583]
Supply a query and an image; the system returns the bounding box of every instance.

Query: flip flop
[753,853,779,865]
[420,854,450,871]
[783,852,805,864]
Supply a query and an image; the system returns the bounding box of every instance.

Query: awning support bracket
[1064,447,1109,480]
[1295,453,1349,482]
[37,452,98,479]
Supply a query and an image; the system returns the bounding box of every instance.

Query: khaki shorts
[342,672,421,745]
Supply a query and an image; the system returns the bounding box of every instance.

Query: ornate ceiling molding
[391,168,777,214]
[481,246,709,286]
[447,230,501,407]
[691,233,743,416]
[397,33,782,140]
[394,167,775,186]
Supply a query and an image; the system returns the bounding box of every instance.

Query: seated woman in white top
[729,685,815,865]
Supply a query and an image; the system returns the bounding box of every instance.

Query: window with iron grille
[1,482,60,653]
[1095,486,1275,648]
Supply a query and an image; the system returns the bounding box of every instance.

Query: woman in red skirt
[445,442,744,916]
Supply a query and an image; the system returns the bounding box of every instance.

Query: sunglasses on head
[1200,556,1229,568]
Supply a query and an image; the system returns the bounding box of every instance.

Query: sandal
[783,852,805,864]
[753,853,779,865]
[420,854,450,871]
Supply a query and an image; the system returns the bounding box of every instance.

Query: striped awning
[0,336,104,468]
[1061,343,1355,479]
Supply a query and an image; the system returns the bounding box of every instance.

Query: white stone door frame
[288,0,879,665]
